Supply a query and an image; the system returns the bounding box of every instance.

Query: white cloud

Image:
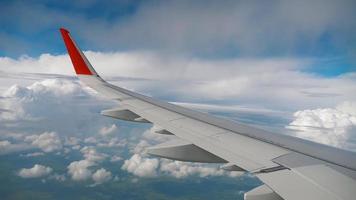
[18,164,52,178]
[159,160,225,178]
[1,53,355,113]
[99,124,118,136]
[67,159,94,181]
[64,137,80,146]
[84,137,98,144]
[25,132,62,153]
[97,138,127,148]
[49,174,66,182]
[0,78,115,140]
[121,154,159,177]
[92,168,112,184]
[287,101,356,150]
[67,145,110,182]
[0,140,11,149]
[21,152,45,157]
[80,146,107,162]
[0,140,31,155]
[110,155,123,162]
[122,153,239,178]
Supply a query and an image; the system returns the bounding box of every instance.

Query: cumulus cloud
[287,102,356,150]
[0,140,31,155]
[80,146,107,163]
[99,124,118,136]
[67,146,109,182]
[0,78,115,139]
[97,138,127,148]
[92,168,112,184]
[110,155,123,162]
[18,164,52,178]
[67,159,94,181]
[25,132,62,153]
[122,154,159,177]
[84,137,98,144]
[122,153,240,178]
[49,174,66,182]
[159,160,225,178]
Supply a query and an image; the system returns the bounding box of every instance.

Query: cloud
[49,174,66,182]
[92,168,112,185]
[67,145,109,182]
[97,138,127,148]
[84,137,98,144]
[99,124,118,136]
[1,0,355,58]
[287,101,356,150]
[0,78,116,141]
[67,159,94,181]
[0,140,31,155]
[121,154,159,177]
[1,53,355,113]
[18,164,53,178]
[110,155,123,162]
[159,160,225,178]
[25,132,62,153]
[64,136,80,146]
[80,146,107,162]
[21,152,45,157]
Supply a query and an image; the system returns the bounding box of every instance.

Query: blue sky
[0,0,355,76]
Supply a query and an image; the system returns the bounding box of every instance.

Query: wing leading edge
[60,28,356,200]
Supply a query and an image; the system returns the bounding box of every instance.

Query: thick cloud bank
[1,52,355,113]
[0,78,115,137]
[287,102,356,150]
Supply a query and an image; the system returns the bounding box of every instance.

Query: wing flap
[257,168,342,200]
[101,107,150,123]
[271,152,356,200]
[146,138,227,163]
[244,184,283,200]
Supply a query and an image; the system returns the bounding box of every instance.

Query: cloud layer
[1,0,355,59]
[1,52,356,113]
[0,73,354,186]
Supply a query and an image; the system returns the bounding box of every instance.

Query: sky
[0,0,356,199]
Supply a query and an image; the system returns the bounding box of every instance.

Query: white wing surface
[60,28,356,200]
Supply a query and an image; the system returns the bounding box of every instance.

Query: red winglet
[60,28,93,75]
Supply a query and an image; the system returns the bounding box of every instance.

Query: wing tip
[59,27,96,76]
[59,28,69,34]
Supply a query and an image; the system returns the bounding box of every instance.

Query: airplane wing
[59,28,356,200]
